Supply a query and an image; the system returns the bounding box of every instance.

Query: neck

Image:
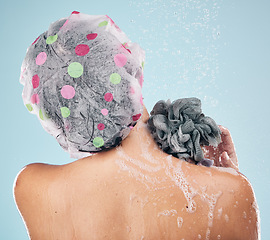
[141,105,150,123]
[120,105,157,149]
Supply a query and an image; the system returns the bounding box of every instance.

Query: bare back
[14,121,259,240]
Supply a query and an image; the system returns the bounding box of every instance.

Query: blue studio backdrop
[0,0,269,239]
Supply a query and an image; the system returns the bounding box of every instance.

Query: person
[14,12,260,240]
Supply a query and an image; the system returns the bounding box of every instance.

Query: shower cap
[20,11,145,158]
[147,98,221,167]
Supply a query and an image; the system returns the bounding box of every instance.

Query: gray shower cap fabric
[20,12,145,158]
[147,98,221,167]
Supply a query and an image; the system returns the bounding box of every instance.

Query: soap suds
[115,126,229,240]
[177,217,183,228]
[165,156,198,213]
[158,209,178,217]
[224,214,229,223]
[212,166,239,175]
[217,207,223,219]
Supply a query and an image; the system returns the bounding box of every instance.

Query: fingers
[218,125,233,152]
[220,151,239,171]
[201,126,239,170]
[201,146,221,167]
[218,125,239,167]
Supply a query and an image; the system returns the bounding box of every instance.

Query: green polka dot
[61,107,70,118]
[46,34,58,44]
[26,104,33,112]
[68,62,83,78]
[93,137,104,148]
[98,21,108,27]
[110,73,121,84]
[44,111,50,119]
[39,109,44,120]
[142,61,145,70]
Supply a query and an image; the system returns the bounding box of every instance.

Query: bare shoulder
[14,163,47,194]
[14,163,66,239]
[14,163,58,189]
[181,162,260,240]
[14,163,61,211]
[209,167,260,240]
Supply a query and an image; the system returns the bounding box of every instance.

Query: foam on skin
[115,125,228,239]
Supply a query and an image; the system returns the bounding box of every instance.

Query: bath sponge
[148,98,221,166]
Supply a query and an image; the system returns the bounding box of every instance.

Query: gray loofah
[147,98,221,167]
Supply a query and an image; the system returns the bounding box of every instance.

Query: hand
[201,125,239,171]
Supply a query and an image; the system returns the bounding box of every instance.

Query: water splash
[128,0,223,107]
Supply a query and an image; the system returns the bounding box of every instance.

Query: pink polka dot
[87,33,98,40]
[72,11,80,14]
[101,108,108,116]
[32,36,40,45]
[31,93,39,104]
[139,73,144,87]
[60,20,69,29]
[32,74,40,89]
[97,123,105,130]
[132,113,141,121]
[129,126,134,129]
[75,44,90,56]
[106,15,121,31]
[130,87,135,94]
[36,52,47,65]
[104,92,113,102]
[65,122,71,131]
[114,54,127,67]
[61,85,75,99]
[121,43,131,54]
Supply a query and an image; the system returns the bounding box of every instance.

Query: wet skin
[14,108,259,240]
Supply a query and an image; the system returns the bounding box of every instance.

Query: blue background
[1,0,269,239]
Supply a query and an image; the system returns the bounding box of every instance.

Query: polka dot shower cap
[20,11,145,158]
